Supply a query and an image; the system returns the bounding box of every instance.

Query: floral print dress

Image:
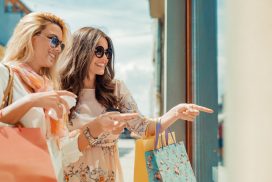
[64,80,152,182]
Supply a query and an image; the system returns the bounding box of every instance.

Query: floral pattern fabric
[64,80,152,182]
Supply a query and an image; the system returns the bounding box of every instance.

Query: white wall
[225,0,272,181]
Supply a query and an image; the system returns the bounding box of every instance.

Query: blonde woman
[60,27,213,182]
[0,12,137,181]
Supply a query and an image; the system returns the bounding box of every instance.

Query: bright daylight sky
[22,0,154,116]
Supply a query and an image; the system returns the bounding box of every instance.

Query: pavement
[118,139,136,182]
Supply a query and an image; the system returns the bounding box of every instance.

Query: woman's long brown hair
[59,27,118,116]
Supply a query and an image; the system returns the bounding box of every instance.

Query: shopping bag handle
[154,118,176,149]
[154,120,161,149]
[164,127,176,145]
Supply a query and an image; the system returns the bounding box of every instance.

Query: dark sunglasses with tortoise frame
[94,46,112,60]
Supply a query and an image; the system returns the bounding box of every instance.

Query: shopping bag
[0,127,57,182]
[144,123,197,182]
[134,123,175,182]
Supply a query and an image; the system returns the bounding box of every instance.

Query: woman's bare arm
[147,104,214,136]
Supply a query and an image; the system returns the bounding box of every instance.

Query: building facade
[148,0,218,181]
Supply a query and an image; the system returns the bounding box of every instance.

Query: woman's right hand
[27,90,77,118]
[87,112,139,137]
[78,112,138,151]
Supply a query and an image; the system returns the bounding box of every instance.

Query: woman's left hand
[111,123,127,135]
[147,103,214,136]
[173,103,213,121]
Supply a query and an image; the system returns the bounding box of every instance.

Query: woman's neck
[84,74,96,89]
[26,60,41,74]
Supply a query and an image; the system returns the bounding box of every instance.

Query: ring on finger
[57,102,62,108]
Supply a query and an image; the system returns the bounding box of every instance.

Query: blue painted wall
[0,0,24,45]
[192,0,218,181]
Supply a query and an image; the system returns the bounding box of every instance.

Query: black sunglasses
[94,46,112,60]
[48,36,65,51]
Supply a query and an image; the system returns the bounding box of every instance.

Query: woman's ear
[31,35,38,50]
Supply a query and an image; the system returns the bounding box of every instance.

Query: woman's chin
[45,58,56,68]
[96,71,105,75]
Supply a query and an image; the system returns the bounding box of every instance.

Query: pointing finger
[192,105,214,113]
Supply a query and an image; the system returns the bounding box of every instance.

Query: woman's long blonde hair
[2,12,70,89]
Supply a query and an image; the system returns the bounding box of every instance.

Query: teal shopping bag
[144,122,197,182]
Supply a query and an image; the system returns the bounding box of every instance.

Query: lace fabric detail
[115,80,151,137]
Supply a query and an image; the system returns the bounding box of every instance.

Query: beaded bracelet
[83,127,98,147]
